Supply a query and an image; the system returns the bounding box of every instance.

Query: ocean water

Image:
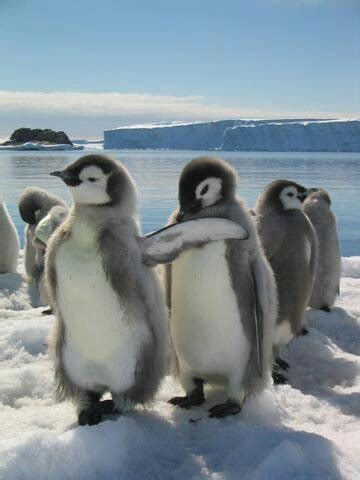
[0,149,359,256]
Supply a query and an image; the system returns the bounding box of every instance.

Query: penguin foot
[98,399,116,415]
[41,307,53,315]
[321,306,331,313]
[168,394,205,409]
[208,400,241,418]
[298,327,309,336]
[169,379,205,409]
[78,399,116,426]
[275,357,289,371]
[78,405,102,426]
[272,370,287,385]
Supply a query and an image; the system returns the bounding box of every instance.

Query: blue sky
[0,0,359,138]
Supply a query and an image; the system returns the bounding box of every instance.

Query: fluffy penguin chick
[34,205,69,308]
[303,188,341,311]
[255,180,318,383]
[0,198,20,273]
[18,187,66,292]
[166,156,277,418]
[47,154,247,426]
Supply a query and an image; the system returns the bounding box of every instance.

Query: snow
[0,254,359,479]
[103,119,360,151]
[342,257,360,279]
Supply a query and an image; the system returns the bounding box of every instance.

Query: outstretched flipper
[35,206,68,245]
[141,218,249,266]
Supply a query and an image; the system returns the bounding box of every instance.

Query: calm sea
[0,149,359,256]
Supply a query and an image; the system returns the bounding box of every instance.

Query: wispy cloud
[0,90,252,119]
[0,90,351,139]
[0,89,346,118]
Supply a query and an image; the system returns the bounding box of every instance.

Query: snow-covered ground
[0,254,359,479]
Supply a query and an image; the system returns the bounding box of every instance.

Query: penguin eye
[200,184,209,196]
[88,177,96,183]
[287,192,294,197]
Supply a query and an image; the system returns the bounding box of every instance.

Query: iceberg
[104,119,360,151]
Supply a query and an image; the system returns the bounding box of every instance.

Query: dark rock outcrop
[2,128,73,146]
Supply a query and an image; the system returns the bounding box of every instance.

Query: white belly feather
[55,222,150,393]
[171,241,250,380]
[274,321,294,348]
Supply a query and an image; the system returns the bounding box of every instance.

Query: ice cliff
[104,119,360,151]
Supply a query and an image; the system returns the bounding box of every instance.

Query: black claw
[208,401,241,418]
[168,379,205,410]
[275,357,289,371]
[272,371,287,385]
[98,399,116,415]
[168,394,205,409]
[78,408,102,426]
[321,306,331,313]
[168,396,190,408]
[77,399,115,426]
[298,327,309,336]
[41,307,53,315]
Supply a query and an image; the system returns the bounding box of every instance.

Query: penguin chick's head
[259,179,309,213]
[50,154,136,209]
[177,156,236,220]
[304,188,331,208]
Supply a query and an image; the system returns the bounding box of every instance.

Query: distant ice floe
[0,253,359,479]
[0,142,84,151]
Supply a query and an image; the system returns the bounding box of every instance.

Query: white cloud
[0,90,253,119]
[0,90,353,139]
[1,89,345,121]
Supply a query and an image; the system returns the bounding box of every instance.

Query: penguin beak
[297,188,314,202]
[176,200,202,222]
[50,170,80,187]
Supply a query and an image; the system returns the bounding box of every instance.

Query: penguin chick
[255,180,318,382]
[0,198,20,273]
[166,156,278,418]
[33,205,69,307]
[302,188,341,312]
[47,154,247,426]
[18,187,66,285]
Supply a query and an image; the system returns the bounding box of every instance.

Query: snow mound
[0,255,359,479]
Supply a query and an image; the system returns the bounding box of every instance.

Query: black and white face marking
[51,154,137,209]
[70,165,111,205]
[177,157,237,221]
[195,177,223,208]
[279,185,303,210]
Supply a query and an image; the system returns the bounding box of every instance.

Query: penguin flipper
[35,206,68,245]
[35,214,54,245]
[251,262,264,377]
[141,218,249,266]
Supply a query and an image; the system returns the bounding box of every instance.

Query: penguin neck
[305,201,329,218]
[72,219,98,249]
[69,206,99,249]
